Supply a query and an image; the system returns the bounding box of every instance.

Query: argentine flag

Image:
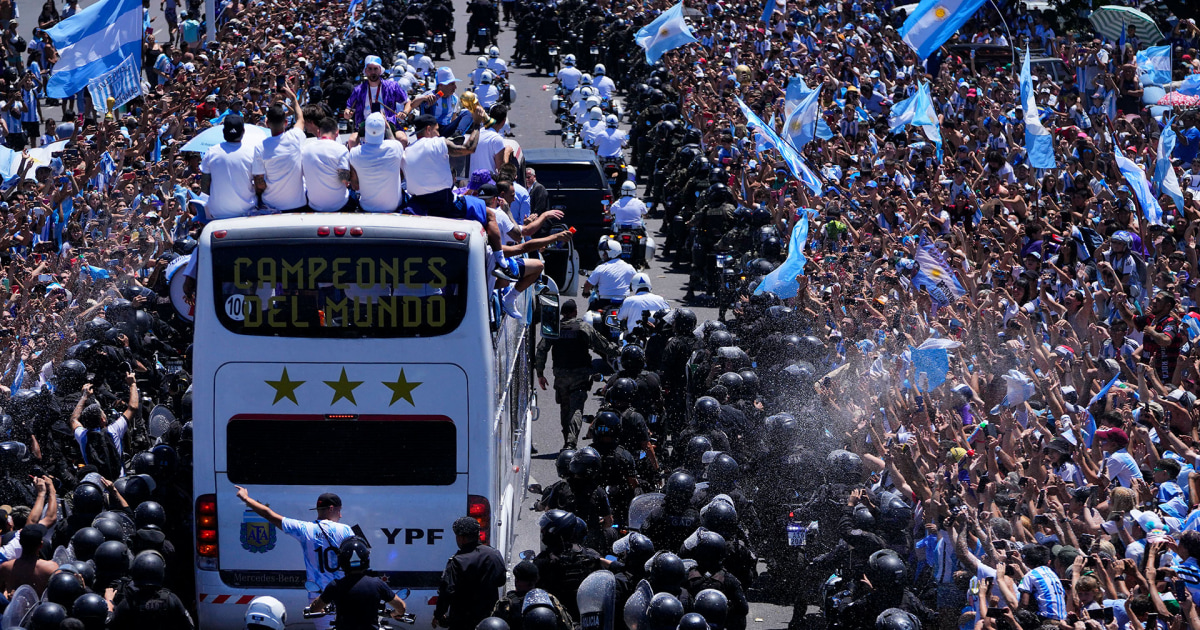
[1019,49,1056,169]
[45,0,143,99]
[736,97,822,196]
[635,3,698,64]
[783,84,822,151]
[1115,146,1164,226]
[753,210,809,298]
[1156,116,1186,210]
[898,0,987,59]
[889,82,943,158]
[1136,45,1172,86]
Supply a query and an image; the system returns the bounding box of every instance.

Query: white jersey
[558,66,582,91]
[487,58,508,77]
[280,517,355,591]
[570,85,593,104]
[570,99,589,120]
[610,196,647,226]
[589,258,636,299]
[580,119,606,146]
[594,76,616,100]
[593,128,627,158]
[468,67,490,87]
[618,292,671,331]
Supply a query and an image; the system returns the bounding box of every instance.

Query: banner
[88,55,142,115]
[912,243,965,306]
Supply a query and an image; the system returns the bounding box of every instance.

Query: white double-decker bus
[190,214,534,628]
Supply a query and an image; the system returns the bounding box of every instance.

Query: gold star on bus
[265,367,304,405]
[324,368,363,406]
[382,369,422,406]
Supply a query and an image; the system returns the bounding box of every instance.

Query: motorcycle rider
[593,64,616,101]
[681,531,749,630]
[571,74,595,105]
[486,46,508,79]
[687,184,737,303]
[306,538,409,629]
[476,71,501,109]
[594,114,627,160]
[570,93,598,125]
[469,57,492,89]
[556,54,582,92]
[618,274,670,333]
[426,0,456,59]
[581,107,607,148]
[534,299,618,449]
[611,181,647,231]
[583,239,636,310]
[410,43,435,79]
[465,0,497,54]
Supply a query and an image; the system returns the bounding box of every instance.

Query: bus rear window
[211,242,468,338]
[531,164,603,189]
[227,417,457,486]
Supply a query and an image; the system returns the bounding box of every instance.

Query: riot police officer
[687,184,736,303]
[642,472,700,553]
[681,531,749,630]
[433,518,507,630]
[534,299,618,449]
[108,551,194,630]
[307,538,409,629]
[533,510,604,619]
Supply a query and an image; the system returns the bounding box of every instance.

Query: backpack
[84,428,121,480]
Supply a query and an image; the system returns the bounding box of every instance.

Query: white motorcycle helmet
[563,53,577,67]
[605,114,619,128]
[588,107,604,122]
[630,273,652,294]
[579,86,595,100]
[580,73,593,86]
[477,56,489,69]
[413,42,426,55]
[594,63,606,76]
[488,45,501,59]
[620,180,637,197]
[244,596,287,630]
[395,52,408,64]
[599,238,622,262]
[481,70,494,85]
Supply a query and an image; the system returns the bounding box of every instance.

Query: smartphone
[1173,580,1189,602]
[275,75,286,90]
[1146,612,1158,628]
[1099,607,1115,623]
[985,608,1003,619]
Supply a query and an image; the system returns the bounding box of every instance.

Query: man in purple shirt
[344,55,408,138]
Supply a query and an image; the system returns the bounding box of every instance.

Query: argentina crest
[240,509,277,553]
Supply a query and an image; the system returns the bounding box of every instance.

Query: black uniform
[533,544,604,619]
[109,585,195,630]
[684,568,750,630]
[320,573,397,630]
[434,541,507,630]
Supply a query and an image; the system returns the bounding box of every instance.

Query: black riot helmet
[93,519,126,543]
[699,500,738,538]
[522,605,560,630]
[72,593,109,629]
[606,377,638,410]
[93,540,132,577]
[706,456,740,487]
[706,330,734,352]
[716,372,743,398]
[661,103,679,120]
[701,320,727,339]
[866,550,907,591]
[747,258,774,278]
[130,451,155,475]
[693,396,720,423]
[663,471,696,510]
[477,618,511,630]
[646,593,685,630]
[568,446,602,479]
[826,449,864,484]
[705,183,733,205]
[538,509,581,542]
[70,527,105,561]
[875,608,921,630]
[621,532,655,567]
[150,444,179,479]
[693,590,728,630]
[555,449,577,478]
[797,335,825,361]
[620,345,647,373]
[880,496,913,530]
[58,561,96,590]
[173,236,197,255]
[592,411,622,438]
[28,603,69,630]
[737,370,758,396]
[72,483,105,517]
[852,504,876,530]
[673,309,696,335]
[691,530,726,571]
[648,552,686,591]
[685,436,712,468]
[337,537,371,574]
[54,359,88,390]
[134,501,167,530]
[678,613,709,630]
[44,570,87,607]
[82,317,112,340]
[130,550,167,587]
[761,237,783,261]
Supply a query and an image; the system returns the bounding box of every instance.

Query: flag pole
[987,0,1017,77]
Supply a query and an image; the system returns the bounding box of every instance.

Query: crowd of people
[5,0,1200,627]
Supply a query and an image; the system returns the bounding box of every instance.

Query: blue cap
[866,180,877,188]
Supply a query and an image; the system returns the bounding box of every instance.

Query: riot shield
[2,585,39,629]
[623,579,652,630]
[627,493,663,531]
[148,405,176,439]
[522,588,555,615]
[577,570,616,630]
[51,545,74,567]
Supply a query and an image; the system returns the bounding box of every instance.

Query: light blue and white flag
[635,3,698,64]
[756,114,775,152]
[910,347,949,391]
[912,242,964,306]
[87,54,142,115]
[1019,49,1057,169]
[760,0,776,23]
[1136,45,1172,86]
[784,77,808,117]
[783,84,822,151]
[1180,74,1200,97]
[898,0,987,59]
[736,97,823,195]
[45,0,143,99]
[753,210,808,298]
[888,81,942,158]
[1155,116,1186,210]
[1115,146,1164,225]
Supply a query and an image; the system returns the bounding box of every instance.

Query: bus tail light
[317,226,331,236]
[467,495,491,545]
[213,230,227,239]
[350,227,364,236]
[453,231,468,241]
[196,494,219,568]
[334,226,348,236]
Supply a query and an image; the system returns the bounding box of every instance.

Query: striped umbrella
[1157,91,1200,108]
[1088,6,1164,45]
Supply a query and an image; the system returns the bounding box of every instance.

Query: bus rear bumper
[196,570,441,629]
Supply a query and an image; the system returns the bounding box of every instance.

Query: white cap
[364,112,387,145]
[436,67,460,85]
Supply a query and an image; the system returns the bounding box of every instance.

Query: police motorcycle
[604,182,655,269]
[582,240,627,346]
[429,29,449,59]
[534,37,561,76]
[303,585,416,628]
[601,153,635,197]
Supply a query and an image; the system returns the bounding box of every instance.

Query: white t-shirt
[302,139,350,212]
[594,76,616,100]
[279,517,355,591]
[73,416,128,476]
[252,128,308,211]
[589,258,636,299]
[402,136,452,196]
[618,292,671,331]
[581,120,605,146]
[476,84,500,110]
[610,196,647,226]
[495,208,519,245]
[470,128,508,175]
[594,128,627,158]
[200,141,257,219]
[349,140,405,213]
[558,67,582,91]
